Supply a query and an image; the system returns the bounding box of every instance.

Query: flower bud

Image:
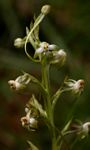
[76,122,90,139]
[25,107,29,113]
[57,49,66,63]
[48,44,57,51]
[51,49,67,65]
[81,122,90,138]
[41,5,51,15]
[29,117,38,129]
[14,38,24,48]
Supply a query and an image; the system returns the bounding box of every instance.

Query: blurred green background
[0,0,90,150]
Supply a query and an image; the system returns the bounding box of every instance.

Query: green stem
[41,57,57,150]
[41,58,51,120]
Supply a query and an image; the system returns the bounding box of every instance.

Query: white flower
[21,116,29,126]
[8,80,25,91]
[36,42,49,54]
[21,110,38,131]
[8,73,31,91]
[64,79,84,94]
[34,42,57,58]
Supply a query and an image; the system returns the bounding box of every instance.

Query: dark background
[0,0,90,150]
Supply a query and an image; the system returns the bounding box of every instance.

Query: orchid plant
[8,5,89,150]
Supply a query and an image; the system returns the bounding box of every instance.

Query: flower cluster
[20,94,47,131]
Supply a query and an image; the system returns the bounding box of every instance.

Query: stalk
[41,56,57,150]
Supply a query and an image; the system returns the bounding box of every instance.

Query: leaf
[31,95,47,118]
[29,22,35,41]
[33,16,40,41]
[30,21,34,30]
[26,27,30,35]
[31,15,40,43]
[27,141,39,150]
[62,118,73,133]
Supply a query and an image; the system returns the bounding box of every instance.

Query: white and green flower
[64,79,84,94]
[34,42,57,58]
[8,73,31,91]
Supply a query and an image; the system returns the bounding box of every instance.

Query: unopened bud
[83,123,89,134]
[29,117,38,129]
[25,107,29,113]
[51,49,67,65]
[41,5,51,15]
[76,122,90,139]
[57,49,66,62]
[14,38,24,48]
